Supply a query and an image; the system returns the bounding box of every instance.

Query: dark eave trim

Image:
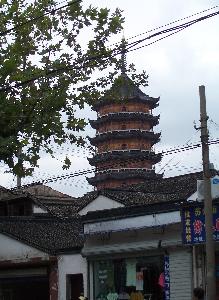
[88,150,162,165]
[92,96,160,110]
[89,113,160,129]
[89,130,161,145]
[87,169,162,184]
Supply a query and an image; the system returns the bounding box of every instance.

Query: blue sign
[164,255,170,300]
[213,178,219,184]
[182,204,219,244]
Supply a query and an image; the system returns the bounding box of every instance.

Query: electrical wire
[120,5,218,43]
[109,5,218,49]
[125,10,219,53]
[9,138,219,190]
[157,132,200,174]
[1,8,219,92]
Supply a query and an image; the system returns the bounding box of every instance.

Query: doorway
[67,274,84,300]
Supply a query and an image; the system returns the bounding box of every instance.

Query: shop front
[91,254,166,300]
[83,202,193,300]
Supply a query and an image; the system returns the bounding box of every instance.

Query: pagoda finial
[120,36,127,76]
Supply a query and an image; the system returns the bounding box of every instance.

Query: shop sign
[182,204,219,244]
[164,255,170,300]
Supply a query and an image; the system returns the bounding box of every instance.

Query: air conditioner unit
[197,175,219,201]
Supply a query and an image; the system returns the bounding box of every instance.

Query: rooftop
[92,75,159,110]
[0,215,83,254]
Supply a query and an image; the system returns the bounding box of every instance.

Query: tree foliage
[0,0,148,178]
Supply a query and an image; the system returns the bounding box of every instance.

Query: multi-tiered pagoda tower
[87,52,162,190]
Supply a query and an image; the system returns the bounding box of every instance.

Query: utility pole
[199,85,216,300]
[16,147,22,187]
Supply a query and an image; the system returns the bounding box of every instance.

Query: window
[121,144,127,150]
[93,256,164,300]
[121,124,126,130]
[122,106,127,112]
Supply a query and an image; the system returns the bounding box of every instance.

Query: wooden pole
[199,85,216,300]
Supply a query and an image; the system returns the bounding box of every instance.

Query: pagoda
[87,47,162,190]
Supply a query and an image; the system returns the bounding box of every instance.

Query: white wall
[79,195,124,216]
[58,253,88,300]
[84,210,181,234]
[0,233,48,261]
[33,205,47,214]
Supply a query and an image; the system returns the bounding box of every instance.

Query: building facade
[82,201,193,300]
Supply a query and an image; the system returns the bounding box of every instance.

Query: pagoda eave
[87,169,162,185]
[88,150,162,165]
[92,96,160,111]
[89,131,161,146]
[89,113,160,129]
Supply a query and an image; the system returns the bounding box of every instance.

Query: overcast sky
[1,0,219,196]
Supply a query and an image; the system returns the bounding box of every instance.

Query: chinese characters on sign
[182,204,219,244]
[164,255,170,300]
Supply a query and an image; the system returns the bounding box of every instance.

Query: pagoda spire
[120,37,127,76]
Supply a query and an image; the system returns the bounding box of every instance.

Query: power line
[9,138,219,189]
[1,8,219,93]
[110,5,218,47]
[0,0,82,37]
[125,10,219,52]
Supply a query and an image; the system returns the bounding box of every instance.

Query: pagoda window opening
[120,161,126,168]
[102,144,108,152]
[121,124,126,130]
[122,106,127,112]
[121,143,127,150]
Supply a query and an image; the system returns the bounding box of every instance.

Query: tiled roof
[0,171,212,254]
[0,216,83,254]
[0,171,211,218]
[24,184,73,198]
[0,186,79,217]
[38,202,80,217]
[0,186,20,201]
[82,172,219,223]
[33,195,89,217]
[92,75,159,110]
[82,171,205,207]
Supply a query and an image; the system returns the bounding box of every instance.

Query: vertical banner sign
[182,204,219,244]
[164,255,170,300]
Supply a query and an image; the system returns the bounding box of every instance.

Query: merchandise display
[93,256,164,300]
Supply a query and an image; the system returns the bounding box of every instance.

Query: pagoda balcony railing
[94,148,157,154]
[97,167,153,174]
[96,128,153,136]
[95,149,153,154]
[97,111,152,118]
